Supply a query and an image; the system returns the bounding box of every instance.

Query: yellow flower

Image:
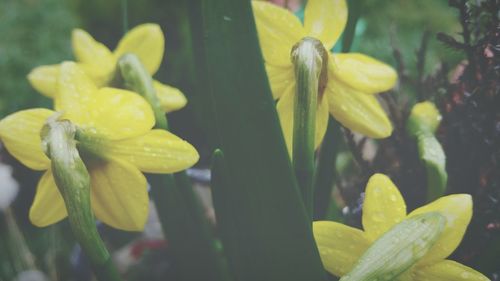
[27,23,187,113]
[252,0,397,152]
[313,173,490,281]
[0,62,199,231]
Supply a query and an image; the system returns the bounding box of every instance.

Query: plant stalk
[291,38,325,216]
[41,118,122,281]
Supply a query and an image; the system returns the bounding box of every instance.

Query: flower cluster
[0,25,199,231]
[28,24,187,113]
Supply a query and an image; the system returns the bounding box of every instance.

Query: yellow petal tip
[71,28,87,39]
[366,120,393,139]
[27,65,60,98]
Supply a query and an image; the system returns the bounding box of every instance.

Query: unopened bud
[291,37,329,101]
[341,212,446,281]
[407,101,442,137]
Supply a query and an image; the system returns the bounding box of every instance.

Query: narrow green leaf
[187,1,326,280]
[148,173,232,281]
[210,149,237,278]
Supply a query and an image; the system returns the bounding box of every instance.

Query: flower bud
[341,212,446,281]
[291,37,329,100]
[407,101,442,137]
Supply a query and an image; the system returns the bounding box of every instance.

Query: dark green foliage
[187,1,326,280]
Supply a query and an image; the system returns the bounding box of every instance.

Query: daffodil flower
[27,23,186,113]
[313,173,490,281]
[0,62,199,231]
[252,0,397,152]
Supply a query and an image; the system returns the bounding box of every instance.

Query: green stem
[121,0,128,34]
[291,38,325,216]
[41,118,122,281]
[342,0,361,53]
[312,117,343,221]
[117,54,231,281]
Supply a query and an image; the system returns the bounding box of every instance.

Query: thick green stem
[41,118,122,281]
[291,38,326,216]
[117,54,231,281]
[312,117,343,221]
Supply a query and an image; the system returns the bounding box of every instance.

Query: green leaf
[187,1,326,280]
[148,173,232,281]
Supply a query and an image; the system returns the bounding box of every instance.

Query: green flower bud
[407,101,442,137]
[340,212,446,281]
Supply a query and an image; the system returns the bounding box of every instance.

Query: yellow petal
[114,23,164,75]
[313,221,370,276]
[304,0,348,50]
[79,62,115,87]
[265,64,295,100]
[0,109,52,170]
[56,61,98,119]
[104,129,199,174]
[89,158,149,231]
[58,63,154,139]
[415,260,490,281]
[153,81,187,113]
[408,194,472,265]
[276,87,327,157]
[251,1,305,66]
[332,53,398,94]
[81,87,155,140]
[326,77,393,138]
[362,173,407,241]
[398,270,416,281]
[72,29,115,69]
[29,169,68,227]
[277,86,295,155]
[27,64,60,98]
